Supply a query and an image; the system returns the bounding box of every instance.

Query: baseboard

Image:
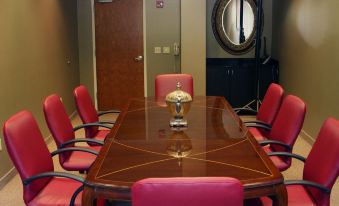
[69,110,78,121]
[300,129,315,145]
[0,110,77,190]
[0,167,16,190]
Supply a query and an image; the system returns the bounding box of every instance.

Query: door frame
[89,0,148,109]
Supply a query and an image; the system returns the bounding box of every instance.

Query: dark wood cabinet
[259,60,279,99]
[206,58,279,108]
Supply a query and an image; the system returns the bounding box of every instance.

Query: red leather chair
[248,117,339,206]
[155,74,193,105]
[249,95,306,171]
[73,85,119,142]
[132,177,243,206]
[3,111,104,206]
[43,94,105,172]
[235,83,284,130]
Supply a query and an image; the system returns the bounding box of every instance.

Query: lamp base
[170,118,188,127]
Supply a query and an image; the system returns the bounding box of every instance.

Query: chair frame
[73,85,120,133]
[3,110,92,206]
[23,172,89,206]
[268,152,331,194]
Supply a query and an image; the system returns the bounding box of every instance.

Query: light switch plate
[163,47,170,54]
[154,47,162,54]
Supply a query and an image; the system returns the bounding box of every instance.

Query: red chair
[132,177,243,206]
[155,74,193,104]
[235,83,284,130]
[248,117,339,206]
[73,85,119,142]
[3,111,104,206]
[249,95,306,171]
[43,94,105,172]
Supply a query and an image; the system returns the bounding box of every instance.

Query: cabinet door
[229,65,256,107]
[206,66,229,98]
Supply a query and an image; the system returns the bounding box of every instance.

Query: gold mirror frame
[212,0,262,55]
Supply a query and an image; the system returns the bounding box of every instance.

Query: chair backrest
[43,94,75,163]
[73,85,99,138]
[155,74,194,99]
[269,95,306,153]
[303,118,339,206]
[256,83,284,125]
[3,111,54,204]
[132,177,243,206]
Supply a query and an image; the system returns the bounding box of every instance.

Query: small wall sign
[97,0,113,3]
[156,0,164,8]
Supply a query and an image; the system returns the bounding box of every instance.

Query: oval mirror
[212,0,262,55]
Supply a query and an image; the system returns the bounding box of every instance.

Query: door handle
[134,56,143,62]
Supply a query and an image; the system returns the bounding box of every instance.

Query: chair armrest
[244,120,272,128]
[233,108,257,115]
[98,120,115,125]
[73,122,112,131]
[51,147,99,157]
[284,180,330,194]
[60,138,104,148]
[23,172,86,206]
[98,110,120,116]
[259,140,292,151]
[23,171,85,186]
[267,152,306,162]
[246,123,272,131]
[69,185,84,206]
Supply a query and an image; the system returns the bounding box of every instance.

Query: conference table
[82,96,287,205]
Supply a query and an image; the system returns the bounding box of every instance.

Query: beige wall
[78,0,96,100]
[181,0,206,95]
[272,0,339,138]
[146,0,207,96]
[0,1,79,177]
[145,0,181,96]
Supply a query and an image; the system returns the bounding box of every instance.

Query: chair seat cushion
[62,146,100,171]
[262,147,290,171]
[28,177,82,206]
[94,129,110,141]
[245,185,317,206]
[286,185,317,206]
[87,129,110,146]
[249,128,291,171]
[252,185,317,206]
[249,127,267,141]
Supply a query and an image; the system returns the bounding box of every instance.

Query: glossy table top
[86,96,282,193]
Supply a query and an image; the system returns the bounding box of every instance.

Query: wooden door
[95,0,144,110]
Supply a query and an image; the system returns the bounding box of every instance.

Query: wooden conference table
[83,96,287,205]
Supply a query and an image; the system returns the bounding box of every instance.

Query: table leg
[271,184,288,206]
[82,186,95,206]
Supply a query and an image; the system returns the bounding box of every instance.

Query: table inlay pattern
[83,97,287,206]
[89,97,274,187]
